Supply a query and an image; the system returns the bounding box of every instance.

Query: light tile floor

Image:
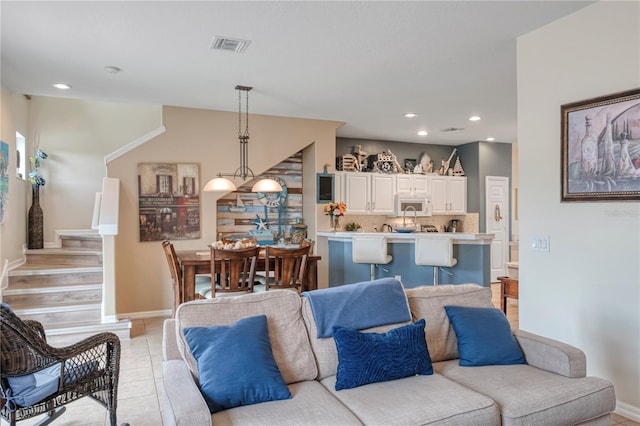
[3,286,637,425]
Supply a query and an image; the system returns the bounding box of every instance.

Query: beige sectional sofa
[162,283,615,425]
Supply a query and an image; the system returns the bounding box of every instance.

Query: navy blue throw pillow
[183,315,291,413]
[444,305,526,367]
[333,319,433,391]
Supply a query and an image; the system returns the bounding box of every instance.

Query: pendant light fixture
[203,85,283,193]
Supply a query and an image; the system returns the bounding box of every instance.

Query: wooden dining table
[175,249,321,303]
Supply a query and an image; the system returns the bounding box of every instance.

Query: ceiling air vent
[210,36,251,53]
[441,127,465,133]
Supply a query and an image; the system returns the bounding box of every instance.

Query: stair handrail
[93,177,120,236]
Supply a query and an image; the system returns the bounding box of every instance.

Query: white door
[486,176,509,282]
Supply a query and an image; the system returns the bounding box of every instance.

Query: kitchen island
[316,231,494,288]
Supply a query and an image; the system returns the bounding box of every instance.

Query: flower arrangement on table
[324,202,346,217]
[324,202,346,231]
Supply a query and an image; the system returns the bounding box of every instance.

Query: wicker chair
[0,304,127,426]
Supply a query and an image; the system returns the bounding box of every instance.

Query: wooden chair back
[264,245,310,293]
[211,246,259,296]
[162,240,183,316]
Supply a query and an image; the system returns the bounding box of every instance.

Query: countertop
[317,231,494,244]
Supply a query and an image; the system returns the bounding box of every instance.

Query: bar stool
[414,236,457,285]
[352,235,392,281]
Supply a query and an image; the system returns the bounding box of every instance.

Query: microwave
[393,194,432,217]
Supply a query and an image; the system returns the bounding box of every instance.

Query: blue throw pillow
[183,315,291,413]
[444,305,526,367]
[333,319,433,391]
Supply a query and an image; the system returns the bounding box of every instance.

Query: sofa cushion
[405,284,494,362]
[176,290,317,384]
[444,305,526,366]
[301,297,411,380]
[183,315,291,413]
[435,360,616,426]
[321,373,499,425]
[333,319,433,390]
[211,380,364,425]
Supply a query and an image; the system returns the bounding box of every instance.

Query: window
[16,132,25,179]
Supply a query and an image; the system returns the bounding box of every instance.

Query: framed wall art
[137,162,201,241]
[561,88,640,201]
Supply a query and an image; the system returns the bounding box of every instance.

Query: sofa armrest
[513,329,586,378]
[163,319,182,361]
[162,360,211,426]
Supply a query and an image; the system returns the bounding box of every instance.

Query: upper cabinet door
[345,173,370,214]
[412,175,429,194]
[448,177,467,214]
[430,177,448,214]
[430,176,466,215]
[370,174,396,214]
[396,175,413,194]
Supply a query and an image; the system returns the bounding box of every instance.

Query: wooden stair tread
[4,282,102,294]
[26,248,102,255]
[12,301,102,313]
[10,264,103,274]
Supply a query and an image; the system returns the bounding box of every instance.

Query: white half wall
[517,1,639,416]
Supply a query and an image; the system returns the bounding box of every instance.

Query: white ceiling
[1,1,594,146]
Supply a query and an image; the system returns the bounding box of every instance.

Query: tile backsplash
[338,213,479,233]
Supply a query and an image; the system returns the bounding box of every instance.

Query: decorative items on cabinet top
[337,146,464,176]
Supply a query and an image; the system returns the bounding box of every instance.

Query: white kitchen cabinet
[431,176,467,214]
[344,172,396,215]
[333,171,345,203]
[396,174,429,195]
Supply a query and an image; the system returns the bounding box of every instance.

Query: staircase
[4,233,131,343]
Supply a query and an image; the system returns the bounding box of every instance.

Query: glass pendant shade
[251,178,283,193]
[203,177,237,192]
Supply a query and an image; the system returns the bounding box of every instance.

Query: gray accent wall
[458,141,512,232]
[338,137,513,233]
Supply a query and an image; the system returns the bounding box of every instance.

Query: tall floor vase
[28,184,44,249]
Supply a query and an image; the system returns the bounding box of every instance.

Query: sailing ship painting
[562,88,640,201]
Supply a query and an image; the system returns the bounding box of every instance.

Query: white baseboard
[616,400,640,422]
[119,309,172,320]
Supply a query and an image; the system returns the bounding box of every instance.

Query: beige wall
[0,91,30,269]
[518,1,639,415]
[27,97,161,242]
[107,105,340,315]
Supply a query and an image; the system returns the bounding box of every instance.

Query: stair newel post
[28,183,44,249]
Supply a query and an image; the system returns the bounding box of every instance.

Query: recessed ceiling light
[486,137,495,142]
[417,130,428,136]
[52,83,71,90]
[404,113,418,118]
[469,116,481,122]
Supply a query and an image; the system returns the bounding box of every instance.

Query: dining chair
[264,245,311,293]
[211,246,260,297]
[162,240,210,316]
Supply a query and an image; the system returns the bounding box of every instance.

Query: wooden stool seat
[497,276,519,314]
